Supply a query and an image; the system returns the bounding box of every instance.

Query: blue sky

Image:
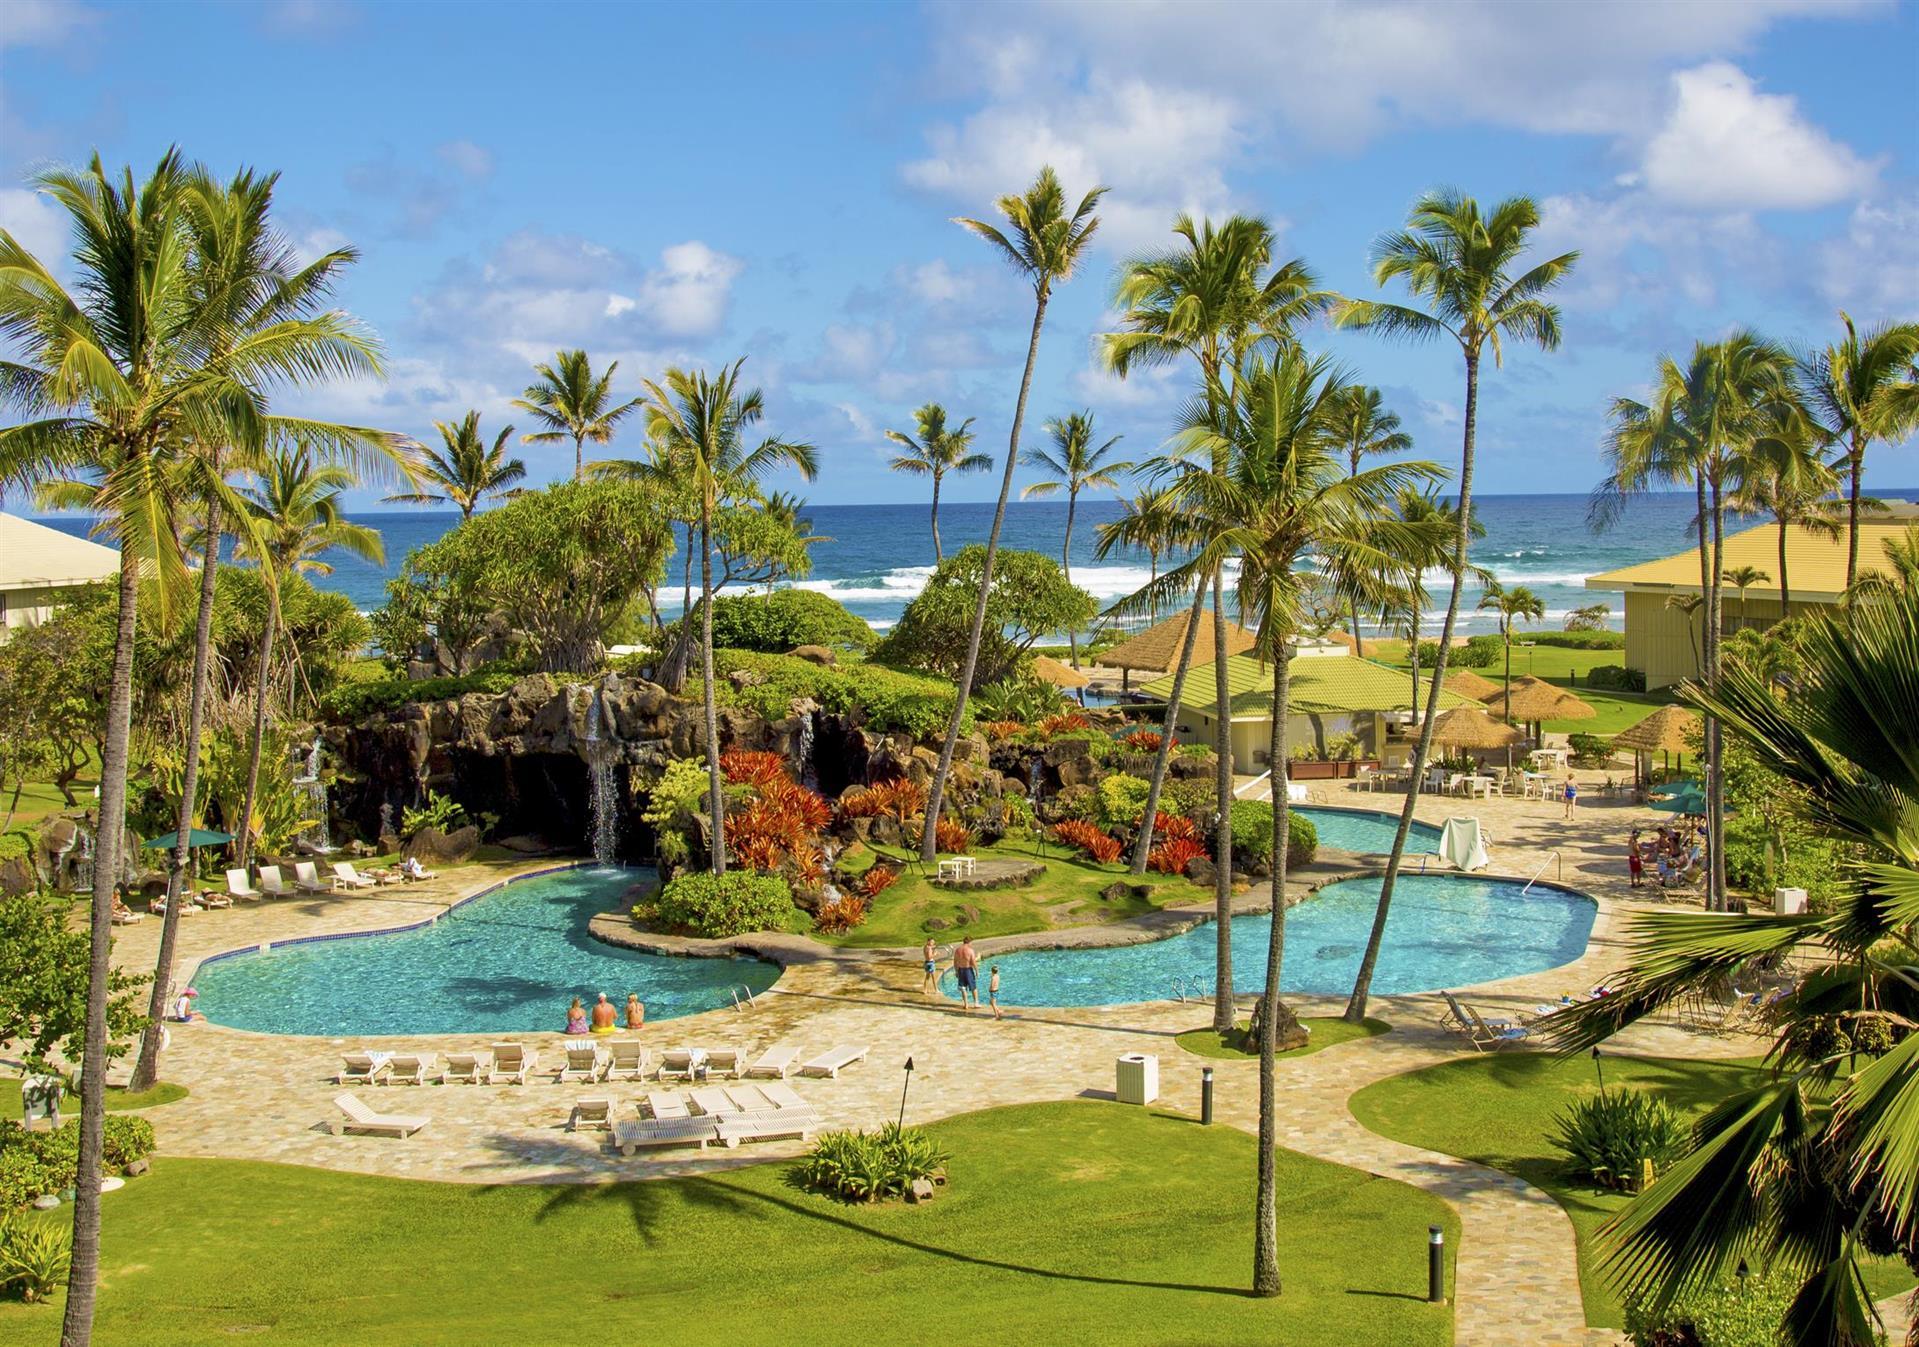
[2,0,1915,508]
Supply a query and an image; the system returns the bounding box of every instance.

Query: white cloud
[289,225,353,268]
[905,260,965,304]
[0,0,98,48]
[1532,190,1778,312]
[0,187,68,268]
[604,293,637,318]
[1640,62,1878,209]
[834,402,883,443]
[435,139,495,181]
[796,322,897,383]
[1818,194,1919,313]
[636,240,744,338]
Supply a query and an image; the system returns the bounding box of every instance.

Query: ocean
[34,491,1911,640]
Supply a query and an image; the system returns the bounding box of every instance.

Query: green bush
[1094,773,1151,831]
[645,870,798,938]
[1530,630,1625,650]
[101,1115,156,1171]
[1624,1266,1799,1347]
[318,668,524,721]
[0,1211,71,1303]
[1417,639,1497,669]
[1585,664,1648,693]
[795,1123,951,1203]
[1227,800,1317,869]
[1567,732,1615,767]
[0,1132,75,1210]
[400,790,469,840]
[705,589,876,653]
[1551,1089,1689,1190]
[699,650,962,739]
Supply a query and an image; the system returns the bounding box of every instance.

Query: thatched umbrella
[1445,669,1503,700]
[1613,704,1701,785]
[1480,675,1594,767]
[1032,654,1091,690]
[1429,705,1528,754]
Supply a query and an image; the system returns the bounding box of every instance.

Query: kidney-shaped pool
[192,866,781,1036]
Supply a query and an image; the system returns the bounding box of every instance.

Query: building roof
[1611,704,1700,755]
[0,514,120,593]
[1139,652,1475,721]
[1093,610,1258,673]
[1586,509,1917,603]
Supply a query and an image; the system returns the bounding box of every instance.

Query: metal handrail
[1233,770,1273,800]
[1521,851,1564,895]
[729,984,757,1013]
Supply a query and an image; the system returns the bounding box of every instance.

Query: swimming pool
[192,867,781,1036]
[950,874,1595,1006]
[1293,805,1442,855]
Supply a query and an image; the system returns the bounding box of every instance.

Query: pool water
[1293,806,1441,855]
[193,867,781,1036]
[951,874,1595,1006]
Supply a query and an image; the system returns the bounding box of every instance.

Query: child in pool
[563,997,589,1035]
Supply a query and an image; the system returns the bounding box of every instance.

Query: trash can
[1116,1053,1158,1106]
[1774,887,1808,915]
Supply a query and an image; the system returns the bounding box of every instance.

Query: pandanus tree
[884,402,989,562]
[1797,312,1919,589]
[513,348,643,482]
[920,167,1104,867]
[1100,213,1332,1032]
[1543,583,1919,1347]
[0,149,390,1347]
[1327,385,1412,656]
[638,362,816,873]
[385,410,525,519]
[1336,190,1576,1023]
[1020,409,1131,665]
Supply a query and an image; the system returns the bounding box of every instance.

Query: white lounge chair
[1464,1006,1532,1052]
[331,861,377,890]
[604,1041,647,1080]
[744,1045,798,1079]
[293,861,337,894]
[333,1091,428,1138]
[199,890,233,909]
[690,1087,740,1117]
[568,1097,613,1132]
[489,1042,536,1084]
[612,1118,726,1155]
[557,1042,604,1084]
[256,865,294,898]
[703,1048,742,1079]
[645,1090,692,1120]
[111,904,144,925]
[338,1051,392,1085]
[717,1111,818,1144]
[760,1081,810,1112]
[441,1051,488,1085]
[723,1084,777,1113]
[799,1044,868,1078]
[226,868,263,901]
[381,1053,428,1085]
[657,1048,702,1081]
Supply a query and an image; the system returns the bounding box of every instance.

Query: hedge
[317,667,524,721]
[703,589,877,652]
[1527,630,1625,650]
[696,650,965,739]
[644,870,799,938]
[1584,664,1647,693]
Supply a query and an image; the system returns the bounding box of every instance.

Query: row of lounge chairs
[1438,991,1533,1051]
[226,860,436,902]
[338,1042,869,1088]
[608,1081,822,1153]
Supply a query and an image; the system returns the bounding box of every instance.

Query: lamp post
[897,1056,915,1130]
[1591,1045,1605,1095]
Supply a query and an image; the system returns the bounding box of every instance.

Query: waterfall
[294,734,333,853]
[1027,757,1042,801]
[584,687,620,865]
[797,712,819,792]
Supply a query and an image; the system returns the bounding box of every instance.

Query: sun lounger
[744,1045,799,1079]
[612,1118,727,1155]
[149,894,198,916]
[646,1090,692,1120]
[657,1048,703,1081]
[331,861,377,890]
[568,1096,613,1132]
[333,1091,428,1138]
[338,1051,392,1085]
[381,1053,428,1085]
[723,1083,776,1113]
[226,868,263,901]
[1464,1007,1531,1051]
[199,891,233,909]
[293,861,338,894]
[399,861,439,882]
[488,1042,536,1084]
[558,1042,604,1084]
[604,1041,646,1080]
[759,1081,810,1112]
[111,905,144,925]
[256,865,294,898]
[799,1044,868,1078]
[703,1048,742,1079]
[716,1111,819,1144]
[442,1051,488,1085]
[690,1087,741,1117]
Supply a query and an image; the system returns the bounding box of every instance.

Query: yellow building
[0,513,120,638]
[1585,505,1915,689]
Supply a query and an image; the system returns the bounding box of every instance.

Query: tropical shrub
[1148,836,1207,875]
[100,1116,157,1172]
[640,758,712,867]
[1551,1090,1689,1190]
[1623,1266,1799,1347]
[969,676,1064,724]
[1052,819,1122,864]
[720,750,789,786]
[400,789,469,840]
[1226,800,1318,869]
[981,719,1027,743]
[1151,812,1198,843]
[871,546,1097,690]
[647,871,799,937]
[911,818,975,855]
[1038,712,1091,737]
[812,893,870,934]
[1584,664,1647,693]
[1162,777,1217,820]
[796,1124,951,1203]
[0,1212,70,1303]
[1121,729,1166,753]
[839,779,926,822]
[707,589,876,652]
[858,866,900,899]
[1566,732,1615,767]
[698,651,963,739]
[1094,773,1151,831]
[1418,638,1497,669]
[725,773,832,884]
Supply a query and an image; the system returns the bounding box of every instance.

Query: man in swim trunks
[952,937,980,1013]
[590,992,618,1032]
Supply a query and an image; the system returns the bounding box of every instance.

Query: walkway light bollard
[897,1056,915,1130]
[1200,1067,1214,1125]
[1428,1226,1445,1304]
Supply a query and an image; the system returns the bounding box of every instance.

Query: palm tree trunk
[62,530,142,1347]
[1349,596,1365,659]
[1344,348,1480,1022]
[1778,521,1792,612]
[574,430,584,484]
[1064,487,1080,668]
[1210,567,1235,1033]
[700,498,725,874]
[132,505,220,1091]
[1707,472,1727,911]
[930,471,943,563]
[1129,576,1210,873]
[1408,607,1421,718]
[235,581,281,873]
[921,287,1051,863]
[1846,436,1863,590]
[1253,644,1291,1297]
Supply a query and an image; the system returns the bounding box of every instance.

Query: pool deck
[95,778,1806,1347]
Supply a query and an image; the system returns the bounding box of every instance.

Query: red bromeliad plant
[858,865,900,898]
[1147,835,1206,875]
[1122,729,1168,753]
[839,778,927,822]
[1151,812,1198,843]
[983,719,1027,742]
[1053,818,1122,864]
[722,756,831,882]
[1039,712,1090,737]
[721,750,789,787]
[813,892,870,934]
[914,817,975,855]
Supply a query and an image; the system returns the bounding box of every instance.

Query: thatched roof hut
[1429,705,1528,750]
[1444,668,1503,700]
[1612,704,1699,755]
[1484,675,1596,725]
[1093,611,1258,682]
[1032,654,1091,689]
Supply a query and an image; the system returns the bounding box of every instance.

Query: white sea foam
[794,561,1173,603]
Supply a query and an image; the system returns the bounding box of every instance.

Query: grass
[815,841,1190,948]
[1348,1053,1916,1328]
[2,755,97,831]
[1175,1017,1391,1061]
[0,1079,187,1121]
[1364,640,1675,737]
[0,1101,1457,1346]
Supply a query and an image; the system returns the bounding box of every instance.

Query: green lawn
[817,841,1191,948]
[0,1102,1457,1346]
[0,1079,187,1121]
[1175,1017,1391,1061]
[2,754,97,832]
[1364,641,1675,737]
[1349,1054,1915,1328]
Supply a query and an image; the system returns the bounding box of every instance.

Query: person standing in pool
[988,965,1002,1021]
[625,993,645,1028]
[952,937,980,1013]
[920,936,941,1001]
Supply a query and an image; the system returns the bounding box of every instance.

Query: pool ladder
[1171,975,1212,1003]
[728,984,758,1013]
[1521,851,1564,895]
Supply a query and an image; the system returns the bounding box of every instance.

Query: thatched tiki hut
[1092,611,1257,690]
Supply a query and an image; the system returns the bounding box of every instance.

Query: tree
[1565,602,1611,632]
[0,893,146,1080]
[885,402,989,562]
[513,348,643,482]
[639,362,816,874]
[369,538,495,675]
[1721,564,1769,632]
[920,167,1104,868]
[1020,410,1131,667]
[1844,522,1919,602]
[1477,579,1546,718]
[385,410,525,518]
[1733,419,1845,612]
[1797,312,1919,588]
[0,615,98,820]
[871,546,1096,688]
[1096,483,1181,623]
[1381,490,1484,720]
[1544,584,1919,1347]
[1328,386,1413,657]
[1337,190,1577,1023]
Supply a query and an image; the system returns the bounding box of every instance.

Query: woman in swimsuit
[563,997,589,1035]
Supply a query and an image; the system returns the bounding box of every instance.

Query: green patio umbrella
[141,828,234,850]
[1649,784,1707,814]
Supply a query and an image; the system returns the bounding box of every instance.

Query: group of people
[1626,824,1707,890]
[921,935,1002,1019]
[564,992,645,1034]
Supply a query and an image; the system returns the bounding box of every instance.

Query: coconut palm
[1732,425,1844,611]
[920,167,1105,867]
[385,410,525,519]
[1477,579,1546,718]
[1543,584,1919,1347]
[513,348,643,482]
[1100,213,1332,1032]
[1021,410,1131,667]
[1721,564,1770,633]
[1097,482,1181,623]
[1385,491,1489,718]
[640,361,816,873]
[1844,522,1919,602]
[1797,312,1919,588]
[1328,386,1413,656]
[884,402,989,562]
[1337,191,1577,1022]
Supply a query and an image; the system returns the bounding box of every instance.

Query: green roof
[1139,653,1474,720]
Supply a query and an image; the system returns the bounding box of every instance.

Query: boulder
[1100,880,1154,904]
[404,824,480,864]
[924,916,951,931]
[1186,856,1216,888]
[788,645,836,665]
[1242,995,1310,1053]
[496,833,557,854]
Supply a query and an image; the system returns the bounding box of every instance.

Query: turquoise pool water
[950,874,1595,1006]
[192,867,780,1036]
[1293,806,1441,854]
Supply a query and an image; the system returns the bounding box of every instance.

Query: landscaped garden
[1175,1016,1390,1061]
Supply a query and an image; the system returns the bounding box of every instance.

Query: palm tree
[513,349,643,482]
[1797,312,1919,588]
[1844,522,1919,601]
[884,402,989,562]
[1665,593,1706,674]
[233,444,386,871]
[1383,490,1485,719]
[1100,213,1331,1033]
[385,410,524,518]
[1721,564,1769,632]
[1021,410,1131,666]
[1328,386,1412,657]
[640,362,816,873]
[1097,482,1181,624]
[920,167,1104,869]
[1477,579,1546,718]
[1732,427,1843,611]
[1543,584,1919,1347]
[1337,191,1577,1022]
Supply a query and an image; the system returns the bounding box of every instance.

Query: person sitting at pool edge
[590,992,618,1033]
[625,993,645,1028]
[564,996,589,1035]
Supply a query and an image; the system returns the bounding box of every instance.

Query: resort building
[1138,640,1473,772]
[1585,503,1916,689]
[0,512,119,638]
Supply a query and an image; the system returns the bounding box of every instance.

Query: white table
[1529,747,1570,771]
[937,856,978,881]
